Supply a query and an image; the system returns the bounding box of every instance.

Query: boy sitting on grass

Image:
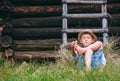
[71,30,106,71]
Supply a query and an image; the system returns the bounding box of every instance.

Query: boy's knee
[84,49,93,60]
[85,49,93,54]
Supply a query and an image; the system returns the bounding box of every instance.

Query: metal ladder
[62,0,108,44]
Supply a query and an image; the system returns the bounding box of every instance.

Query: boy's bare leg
[84,49,93,71]
[99,64,105,72]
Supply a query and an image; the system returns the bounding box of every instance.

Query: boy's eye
[83,37,89,39]
[87,37,91,39]
[82,37,86,39]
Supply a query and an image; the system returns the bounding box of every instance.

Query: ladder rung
[62,29,108,33]
[63,13,107,18]
[62,0,107,4]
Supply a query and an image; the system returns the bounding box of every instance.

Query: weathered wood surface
[12,38,77,51]
[7,27,120,40]
[0,35,12,48]
[0,22,3,34]
[6,0,62,6]
[0,47,3,52]
[11,15,120,28]
[11,28,62,39]
[12,39,61,51]
[9,26,120,50]
[1,4,119,18]
[3,0,120,6]
[11,17,63,28]
[2,23,13,34]
[13,51,59,62]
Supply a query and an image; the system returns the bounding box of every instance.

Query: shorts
[72,49,106,69]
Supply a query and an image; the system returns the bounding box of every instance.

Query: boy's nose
[85,38,88,41]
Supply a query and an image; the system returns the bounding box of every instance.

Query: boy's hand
[71,41,78,48]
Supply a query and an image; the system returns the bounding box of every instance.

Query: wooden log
[10,26,120,51]
[3,4,120,18]
[0,35,12,48]
[2,23,13,34]
[10,39,77,51]
[11,15,120,28]
[4,48,14,58]
[71,0,120,3]
[11,17,63,28]
[12,39,61,51]
[8,0,61,6]
[11,28,62,39]
[109,27,120,35]
[9,6,62,18]
[0,22,3,36]
[8,27,120,40]
[0,47,3,52]
[5,0,120,6]
[13,51,59,62]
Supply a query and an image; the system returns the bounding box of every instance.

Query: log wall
[0,0,120,60]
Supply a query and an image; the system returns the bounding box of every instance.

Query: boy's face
[79,34,95,47]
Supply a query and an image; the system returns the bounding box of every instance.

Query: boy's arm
[75,41,103,55]
[85,41,103,51]
[71,47,77,56]
[71,41,78,56]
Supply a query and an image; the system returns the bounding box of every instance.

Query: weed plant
[0,41,120,81]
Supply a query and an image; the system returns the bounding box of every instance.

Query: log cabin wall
[0,0,120,61]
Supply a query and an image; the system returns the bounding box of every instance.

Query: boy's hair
[78,30,97,42]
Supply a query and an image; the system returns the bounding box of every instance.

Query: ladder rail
[62,0,108,44]
[63,13,108,19]
[62,0,107,4]
[62,3,68,44]
[62,29,108,33]
[102,3,108,44]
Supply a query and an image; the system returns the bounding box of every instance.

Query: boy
[71,30,106,71]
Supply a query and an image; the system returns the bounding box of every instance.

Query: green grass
[0,57,120,81]
[0,42,120,81]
